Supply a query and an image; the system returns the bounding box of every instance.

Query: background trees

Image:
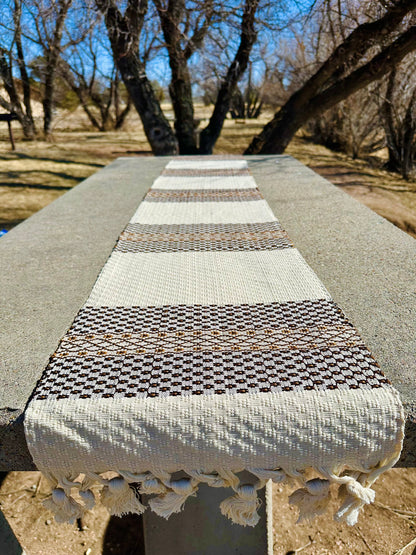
[0,0,415,176]
[382,58,416,179]
[246,0,416,156]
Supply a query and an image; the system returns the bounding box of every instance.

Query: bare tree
[95,0,178,154]
[300,3,385,159]
[152,0,260,153]
[306,85,384,158]
[96,0,260,154]
[382,57,416,179]
[58,23,132,131]
[246,0,416,154]
[39,0,73,137]
[0,0,37,138]
[199,0,260,153]
[153,0,214,153]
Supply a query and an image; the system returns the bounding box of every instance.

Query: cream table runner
[24,157,404,527]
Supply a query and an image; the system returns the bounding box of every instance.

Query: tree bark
[13,0,36,138]
[246,23,416,155]
[199,0,260,154]
[0,50,36,139]
[42,0,72,139]
[383,67,416,179]
[96,0,178,155]
[155,0,213,154]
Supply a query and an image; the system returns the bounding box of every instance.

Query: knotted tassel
[289,478,331,522]
[334,478,375,526]
[248,468,287,484]
[43,488,85,524]
[220,483,261,527]
[140,476,167,495]
[79,489,96,510]
[149,477,198,519]
[187,470,229,488]
[118,470,167,495]
[101,476,146,517]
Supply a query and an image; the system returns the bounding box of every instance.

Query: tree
[299,3,385,159]
[153,0,261,153]
[38,0,73,137]
[15,0,95,138]
[153,0,214,153]
[198,0,260,153]
[96,0,261,154]
[382,57,416,179]
[95,0,179,154]
[246,0,416,154]
[306,85,384,159]
[58,24,132,131]
[0,0,37,138]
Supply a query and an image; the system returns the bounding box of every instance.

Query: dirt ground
[0,469,415,554]
[1,110,415,554]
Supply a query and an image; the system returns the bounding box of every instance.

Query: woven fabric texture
[24,157,404,528]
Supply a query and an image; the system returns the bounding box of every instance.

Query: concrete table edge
[0,155,414,470]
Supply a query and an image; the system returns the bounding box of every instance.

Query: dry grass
[1,109,415,235]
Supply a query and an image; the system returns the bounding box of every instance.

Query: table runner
[24,157,404,528]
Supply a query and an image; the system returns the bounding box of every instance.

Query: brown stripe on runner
[162,168,250,176]
[122,222,282,234]
[68,300,350,334]
[115,226,293,252]
[55,325,363,357]
[145,188,263,202]
[115,236,293,253]
[32,345,388,401]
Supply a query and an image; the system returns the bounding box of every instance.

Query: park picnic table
[0,155,414,553]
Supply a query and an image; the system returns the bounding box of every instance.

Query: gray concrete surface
[0,157,166,469]
[250,155,416,465]
[0,155,414,470]
[143,481,273,555]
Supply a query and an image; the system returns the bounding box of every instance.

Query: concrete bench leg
[0,510,26,555]
[143,481,273,554]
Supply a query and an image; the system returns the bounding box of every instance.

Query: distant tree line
[0,0,415,176]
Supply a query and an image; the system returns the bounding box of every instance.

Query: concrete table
[0,156,414,553]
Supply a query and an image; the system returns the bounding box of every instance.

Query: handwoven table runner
[24,157,404,527]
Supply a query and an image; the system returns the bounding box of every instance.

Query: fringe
[40,459,398,528]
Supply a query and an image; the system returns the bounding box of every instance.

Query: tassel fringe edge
[39,459,397,527]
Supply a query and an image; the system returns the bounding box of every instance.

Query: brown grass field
[0,108,415,554]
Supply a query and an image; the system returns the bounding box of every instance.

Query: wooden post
[0,113,19,151]
[7,120,15,151]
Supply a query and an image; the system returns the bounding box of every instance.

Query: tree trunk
[42,0,72,139]
[117,53,178,154]
[43,67,55,138]
[13,0,36,137]
[245,101,305,154]
[155,0,204,154]
[96,0,178,155]
[246,25,416,154]
[199,0,260,154]
[0,51,36,139]
[168,63,197,154]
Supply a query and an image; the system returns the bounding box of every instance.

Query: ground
[0,470,415,554]
[0,109,415,554]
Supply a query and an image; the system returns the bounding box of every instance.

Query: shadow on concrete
[102,513,145,555]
